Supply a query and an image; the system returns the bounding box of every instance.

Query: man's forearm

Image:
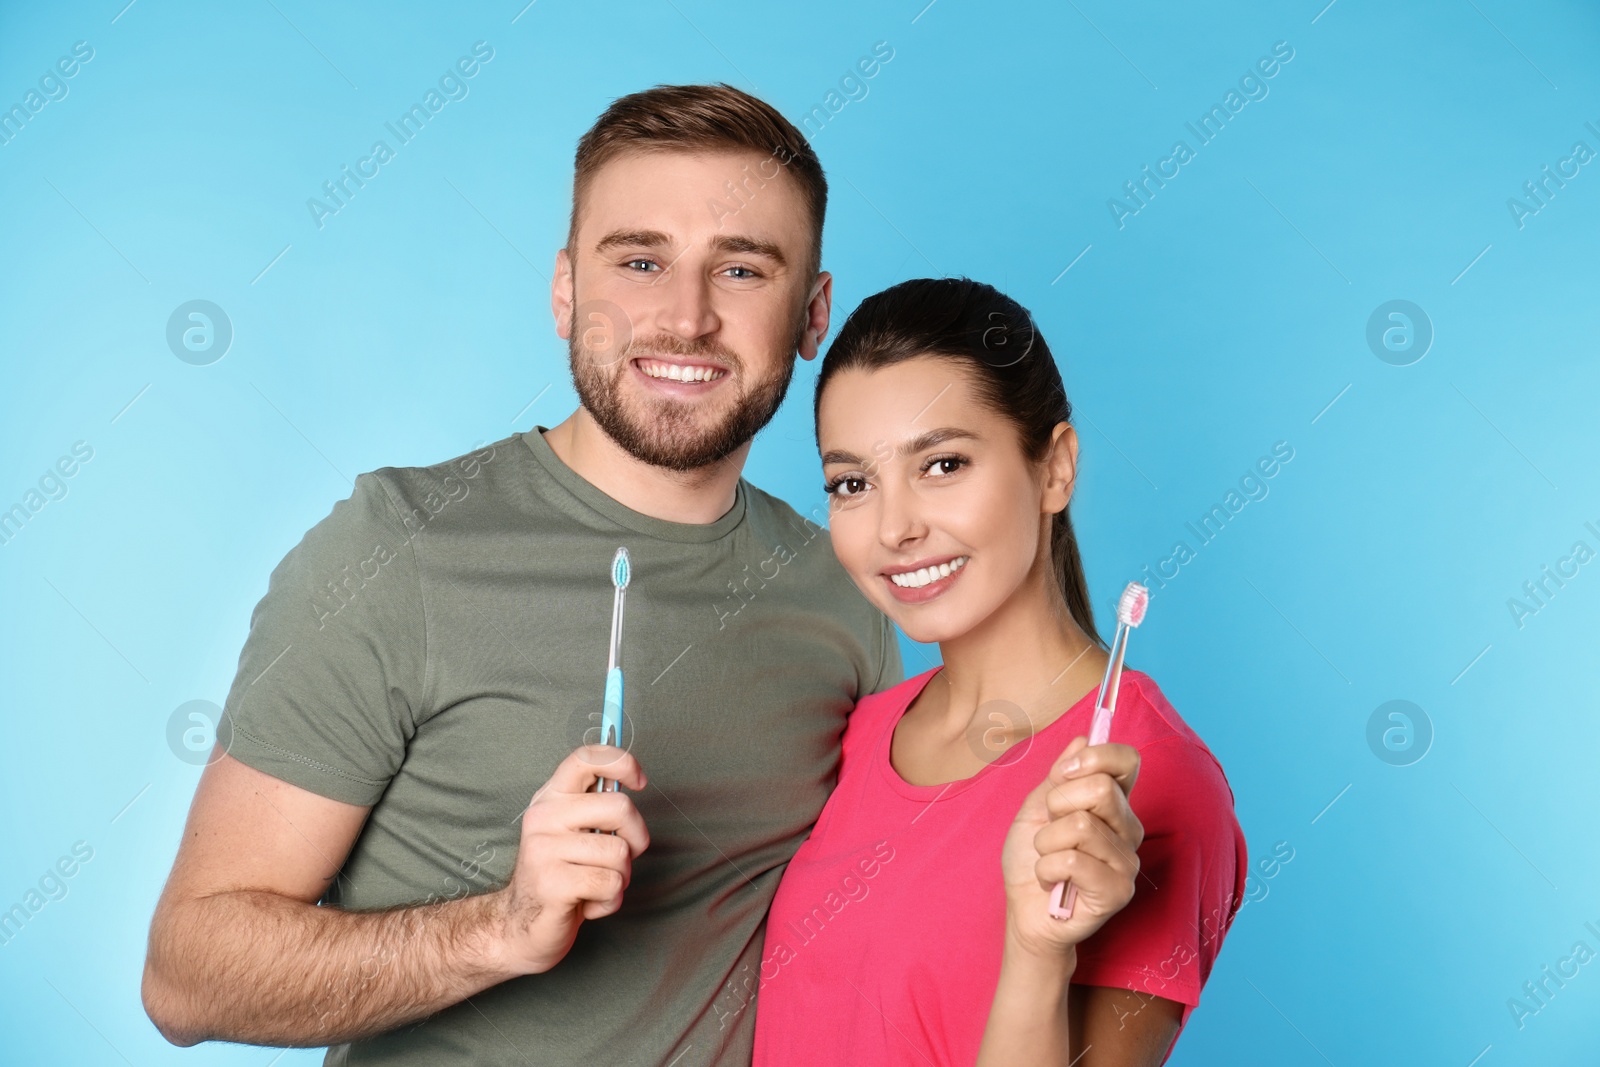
[144,886,518,1047]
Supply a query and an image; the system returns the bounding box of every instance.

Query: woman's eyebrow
[820,428,979,466]
[905,427,979,453]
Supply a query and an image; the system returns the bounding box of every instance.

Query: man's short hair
[568,83,827,277]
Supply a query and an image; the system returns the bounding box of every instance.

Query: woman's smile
[882,553,970,603]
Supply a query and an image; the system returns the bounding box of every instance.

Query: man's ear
[798,270,834,362]
[1042,422,1079,515]
[552,248,575,340]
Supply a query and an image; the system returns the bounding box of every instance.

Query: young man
[141,84,903,1064]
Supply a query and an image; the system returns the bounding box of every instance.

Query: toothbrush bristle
[1117,582,1149,627]
[612,547,631,589]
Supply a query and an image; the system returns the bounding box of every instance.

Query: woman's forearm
[975,926,1077,1066]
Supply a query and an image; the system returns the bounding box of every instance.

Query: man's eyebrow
[710,234,786,266]
[593,229,672,253]
[590,230,786,267]
[820,428,980,466]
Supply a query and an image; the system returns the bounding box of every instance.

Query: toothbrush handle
[1050,631,1130,919]
[1087,700,1115,746]
[599,667,623,792]
[1051,696,1114,921]
[1050,881,1078,920]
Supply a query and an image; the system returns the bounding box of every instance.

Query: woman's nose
[875,481,926,550]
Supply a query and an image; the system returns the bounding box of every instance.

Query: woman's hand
[1001,736,1143,960]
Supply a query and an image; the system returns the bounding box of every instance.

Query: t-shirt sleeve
[1070,733,1246,1016]
[216,472,427,806]
[868,613,906,695]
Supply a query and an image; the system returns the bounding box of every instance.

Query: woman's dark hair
[815,277,1104,649]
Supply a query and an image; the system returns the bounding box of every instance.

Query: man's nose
[656,257,720,342]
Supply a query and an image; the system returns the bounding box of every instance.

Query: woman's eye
[826,476,868,498]
[924,456,966,477]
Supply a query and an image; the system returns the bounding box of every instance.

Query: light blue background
[3,1,1598,1064]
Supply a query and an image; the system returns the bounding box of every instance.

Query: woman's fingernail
[1063,758,1081,774]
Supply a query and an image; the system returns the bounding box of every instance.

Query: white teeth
[889,556,968,589]
[639,360,724,383]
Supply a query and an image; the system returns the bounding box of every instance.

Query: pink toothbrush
[1049,581,1149,921]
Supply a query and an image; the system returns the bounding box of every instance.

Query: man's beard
[568,320,799,473]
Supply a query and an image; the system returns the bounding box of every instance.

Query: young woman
[752,279,1247,1065]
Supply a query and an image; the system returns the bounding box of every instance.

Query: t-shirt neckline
[876,665,1105,802]
[519,425,749,543]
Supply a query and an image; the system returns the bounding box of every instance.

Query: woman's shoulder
[1114,669,1201,745]
[1114,670,1237,803]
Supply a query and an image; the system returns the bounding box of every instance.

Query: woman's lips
[882,555,969,604]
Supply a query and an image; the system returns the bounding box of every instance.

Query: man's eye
[723,265,759,280]
[625,258,658,272]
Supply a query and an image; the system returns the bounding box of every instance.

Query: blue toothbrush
[597,547,630,791]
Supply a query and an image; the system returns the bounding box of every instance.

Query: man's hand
[143,744,649,1047]
[1000,736,1143,957]
[487,744,651,976]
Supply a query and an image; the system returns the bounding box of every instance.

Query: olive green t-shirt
[216,426,903,1065]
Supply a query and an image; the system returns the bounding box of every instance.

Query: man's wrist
[456,888,519,983]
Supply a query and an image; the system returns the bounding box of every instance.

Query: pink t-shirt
[753,666,1247,1066]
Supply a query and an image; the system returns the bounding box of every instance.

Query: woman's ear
[1041,423,1079,516]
